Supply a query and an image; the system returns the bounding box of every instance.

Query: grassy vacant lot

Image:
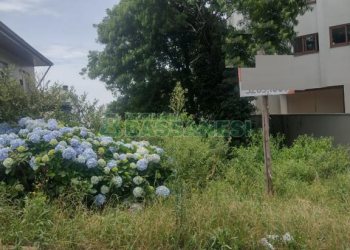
[0,134,349,249]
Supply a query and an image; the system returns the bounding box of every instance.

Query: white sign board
[238,67,295,97]
[240,88,295,97]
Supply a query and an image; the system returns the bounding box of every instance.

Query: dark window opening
[330,24,350,47]
[294,33,319,55]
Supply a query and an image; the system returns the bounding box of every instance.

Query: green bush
[226,132,350,196]
[0,69,104,132]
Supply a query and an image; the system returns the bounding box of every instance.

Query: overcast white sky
[0,0,120,104]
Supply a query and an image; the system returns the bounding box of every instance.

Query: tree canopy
[84,0,309,119]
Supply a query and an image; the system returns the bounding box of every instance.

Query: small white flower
[146,154,160,163]
[3,158,14,169]
[136,147,149,155]
[267,235,279,241]
[133,176,144,185]
[282,232,293,243]
[113,153,119,159]
[103,167,111,174]
[260,238,275,250]
[112,176,123,187]
[101,185,110,194]
[133,187,144,198]
[91,176,100,185]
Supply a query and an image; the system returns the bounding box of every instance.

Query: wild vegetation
[0,69,104,132]
[0,128,349,249]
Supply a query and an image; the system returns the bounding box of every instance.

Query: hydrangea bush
[0,118,171,206]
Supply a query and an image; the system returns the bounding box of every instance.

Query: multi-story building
[239,0,350,114]
[0,21,53,90]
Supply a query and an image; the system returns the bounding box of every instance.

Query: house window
[307,0,316,4]
[330,24,350,47]
[294,33,319,55]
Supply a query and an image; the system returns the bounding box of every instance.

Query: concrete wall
[252,114,350,145]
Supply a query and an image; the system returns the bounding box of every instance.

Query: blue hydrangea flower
[43,133,56,142]
[70,138,80,147]
[50,130,62,138]
[18,117,30,128]
[107,160,117,169]
[109,146,117,153]
[0,136,7,146]
[62,147,77,160]
[136,159,148,171]
[28,133,41,143]
[0,147,11,161]
[80,129,88,137]
[10,139,25,149]
[86,158,98,168]
[60,127,73,134]
[81,141,92,149]
[74,146,84,155]
[55,144,66,152]
[82,148,97,160]
[47,119,58,130]
[119,154,127,161]
[156,186,170,197]
[0,123,12,135]
[94,194,106,206]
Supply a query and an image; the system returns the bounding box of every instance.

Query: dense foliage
[0,118,171,206]
[85,0,309,119]
[84,0,254,119]
[0,69,104,132]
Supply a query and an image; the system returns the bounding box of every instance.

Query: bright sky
[0,0,120,105]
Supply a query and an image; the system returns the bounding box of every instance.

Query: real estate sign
[238,68,295,97]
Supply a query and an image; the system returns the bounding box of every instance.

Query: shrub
[0,118,171,206]
[0,69,104,132]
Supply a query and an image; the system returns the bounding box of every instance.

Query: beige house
[0,21,53,90]
[238,0,350,114]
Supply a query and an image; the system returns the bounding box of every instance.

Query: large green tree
[85,0,309,119]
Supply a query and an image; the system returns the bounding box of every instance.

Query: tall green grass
[0,133,350,249]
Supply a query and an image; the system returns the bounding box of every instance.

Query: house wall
[0,47,35,91]
[239,0,350,114]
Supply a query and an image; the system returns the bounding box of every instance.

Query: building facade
[0,21,53,90]
[239,0,350,114]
